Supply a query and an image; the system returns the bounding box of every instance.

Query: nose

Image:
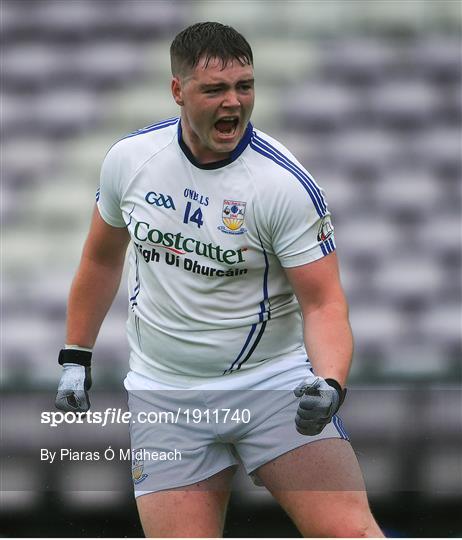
[222,90,240,108]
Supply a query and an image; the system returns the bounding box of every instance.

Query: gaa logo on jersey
[132,448,148,485]
[317,215,334,242]
[218,200,247,235]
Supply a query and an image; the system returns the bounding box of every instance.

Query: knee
[327,515,383,538]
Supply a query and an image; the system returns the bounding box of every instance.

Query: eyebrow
[199,78,255,90]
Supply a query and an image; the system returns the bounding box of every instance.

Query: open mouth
[214,117,239,137]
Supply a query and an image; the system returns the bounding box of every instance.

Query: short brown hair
[170,22,253,77]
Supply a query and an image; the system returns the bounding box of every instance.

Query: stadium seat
[334,217,399,260]
[327,129,400,172]
[372,167,444,217]
[365,80,441,128]
[408,37,462,82]
[416,213,461,260]
[0,490,40,512]
[371,255,446,304]
[69,41,148,89]
[111,0,190,37]
[60,489,127,508]
[1,137,58,187]
[2,43,67,91]
[410,127,461,171]
[33,88,102,137]
[251,39,318,84]
[379,342,454,379]
[420,303,461,346]
[421,388,462,436]
[108,87,179,132]
[342,388,410,437]
[421,450,462,494]
[355,449,400,492]
[319,38,399,85]
[349,303,408,351]
[1,314,64,385]
[191,2,280,37]
[281,82,360,131]
[1,94,37,139]
[31,0,114,40]
[315,169,364,218]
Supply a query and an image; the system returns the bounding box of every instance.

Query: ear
[171,77,184,106]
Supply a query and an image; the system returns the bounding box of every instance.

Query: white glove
[294,376,346,436]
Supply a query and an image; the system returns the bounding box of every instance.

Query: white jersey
[97,117,336,384]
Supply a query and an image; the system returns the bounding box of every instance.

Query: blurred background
[1,0,461,537]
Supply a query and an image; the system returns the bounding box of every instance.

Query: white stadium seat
[365,80,441,126]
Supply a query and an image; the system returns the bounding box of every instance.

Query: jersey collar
[177,121,253,170]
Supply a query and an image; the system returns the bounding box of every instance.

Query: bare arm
[66,206,130,347]
[284,252,353,388]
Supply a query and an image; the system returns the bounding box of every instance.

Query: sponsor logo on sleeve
[317,215,334,242]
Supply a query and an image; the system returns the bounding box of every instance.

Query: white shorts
[124,348,349,497]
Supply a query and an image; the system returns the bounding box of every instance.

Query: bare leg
[136,466,236,538]
[256,439,384,538]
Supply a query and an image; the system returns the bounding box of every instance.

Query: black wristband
[58,349,92,367]
[325,378,347,406]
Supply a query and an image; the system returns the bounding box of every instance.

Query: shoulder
[246,127,312,186]
[250,128,298,160]
[103,117,179,170]
[245,127,328,217]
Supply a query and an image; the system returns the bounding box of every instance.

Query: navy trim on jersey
[224,323,257,374]
[126,205,136,227]
[129,250,141,310]
[256,227,271,322]
[178,121,253,170]
[333,415,350,440]
[105,118,179,156]
[224,229,270,374]
[320,237,336,256]
[124,117,179,140]
[250,132,327,217]
[134,314,142,348]
[236,321,267,371]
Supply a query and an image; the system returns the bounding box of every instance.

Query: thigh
[136,466,236,538]
[255,439,383,537]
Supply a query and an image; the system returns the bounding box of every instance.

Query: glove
[294,376,346,436]
[55,348,93,412]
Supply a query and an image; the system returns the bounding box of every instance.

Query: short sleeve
[96,145,126,228]
[268,170,336,268]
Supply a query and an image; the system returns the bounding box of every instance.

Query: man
[56,22,384,537]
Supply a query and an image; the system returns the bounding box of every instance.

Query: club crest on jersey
[317,215,334,242]
[132,449,148,485]
[218,200,247,235]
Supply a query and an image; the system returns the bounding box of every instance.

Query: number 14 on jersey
[183,202,204,228]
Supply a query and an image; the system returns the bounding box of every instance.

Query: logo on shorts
[218,200,247,235]
[317,215,334,242]
[132,448,148,485]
